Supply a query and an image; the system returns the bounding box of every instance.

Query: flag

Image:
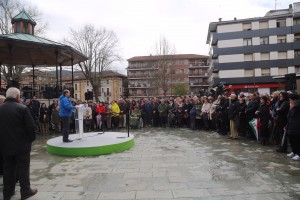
[249,118,261,141]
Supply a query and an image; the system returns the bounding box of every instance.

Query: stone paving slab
[1,127,300,200]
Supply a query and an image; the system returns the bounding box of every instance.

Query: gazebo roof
[0,33,88,66]
[11,9,36,26]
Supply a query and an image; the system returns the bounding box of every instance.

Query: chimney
[219,18,222,22]
[234,17,237,20]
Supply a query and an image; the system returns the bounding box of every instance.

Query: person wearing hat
[286,93,300,161]
[255,95,271,145]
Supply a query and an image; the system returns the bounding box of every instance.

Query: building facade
[73,72,127,102]
[207,2,300,94]
[19,70,127,101]
[127,54,209,98]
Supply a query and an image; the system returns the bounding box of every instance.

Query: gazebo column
[71,58,74,98]
[55,50,58,97]
[32,64,35,96]
[8,45,13,81]
[60,63,62,92]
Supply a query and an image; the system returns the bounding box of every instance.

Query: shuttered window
[278,52,287,59]
[244,54,253,61]
[261,53,270,60]
[243,23,251,30]
[259,21,268,29]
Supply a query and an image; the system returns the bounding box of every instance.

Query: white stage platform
[47,132,134,156]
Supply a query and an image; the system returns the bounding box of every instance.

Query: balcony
[102,92,112,96]
[128,84,152,88]
[190,82,210,87]
[188,72,208,78]
[127,67,158,71]
[189,64,209,68]
[128,75,155,79]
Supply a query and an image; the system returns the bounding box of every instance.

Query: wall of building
[127,56,209,97]
[207,5,300,91]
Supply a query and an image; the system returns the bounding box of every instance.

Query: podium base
[46,132,134,157]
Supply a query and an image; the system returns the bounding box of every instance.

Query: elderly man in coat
[0,88,37,200]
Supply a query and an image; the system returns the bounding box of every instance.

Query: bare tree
[152,36,176,96]
[0,0,48,83]
[64,25,122,100]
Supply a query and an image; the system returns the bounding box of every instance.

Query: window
[23,22,28,33]
[295,66,300,73]
[276,20,286,27]
[243,23,251,31]
[244,70,254,77]
[75,94,77,99]
[278,68,288,75]
[260,37,269,45]
[244,54,253,61]
[294,18,300,25]
[278,52,287,59]
[179,69,184,74]
[261,53,270,60]
[87,81,89,86]
[294,50,300,58]
[277,35,286,43]
[243,38,252,46]
[75,84,77,90]
[107,88,109,94]
[259,21,268,29]
[16,23,21,32]
[101,88,104,92]
[261,68,270,76]
[295,34,300,41]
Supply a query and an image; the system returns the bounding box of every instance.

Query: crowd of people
[16,88,300,161]
[0,87,300,199]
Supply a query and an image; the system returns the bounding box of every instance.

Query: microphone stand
[120,95,130,137]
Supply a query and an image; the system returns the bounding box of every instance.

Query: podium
[75,104,91,139]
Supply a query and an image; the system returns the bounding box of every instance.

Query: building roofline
[206,10,293,43]
[127,54,208,62]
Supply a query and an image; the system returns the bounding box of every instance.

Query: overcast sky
[28,0,293,73]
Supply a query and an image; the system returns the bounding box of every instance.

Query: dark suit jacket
[0,98,36,156]
[245,99,259,121]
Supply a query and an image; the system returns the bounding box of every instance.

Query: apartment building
[207,2,300,94]
[127,54,209,98]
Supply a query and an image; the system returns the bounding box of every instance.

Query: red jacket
[96,105,106,114]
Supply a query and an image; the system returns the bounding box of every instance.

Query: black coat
[245,99,259,121]
[228,99,239,120]
[275,100,290,127]
[287,100,300,136]
[0,98,36,156]
[257,103,270,138]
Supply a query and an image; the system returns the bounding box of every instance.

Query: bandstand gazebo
[0,9,87,97]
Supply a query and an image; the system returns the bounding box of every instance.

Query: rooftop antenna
[275,0,277,10]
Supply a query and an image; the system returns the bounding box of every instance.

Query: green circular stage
[47,132,134,157]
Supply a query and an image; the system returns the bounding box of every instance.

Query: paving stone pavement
[1,127,300,200]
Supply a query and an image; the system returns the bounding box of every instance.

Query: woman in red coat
[96,102,106,130]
